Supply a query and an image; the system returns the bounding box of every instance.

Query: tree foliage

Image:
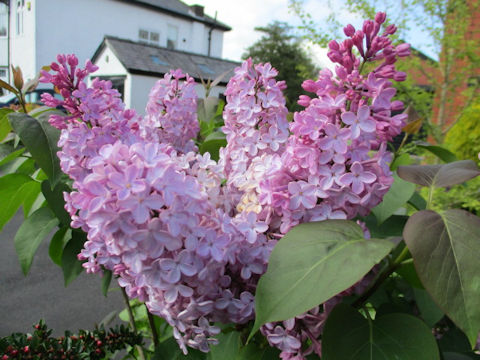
[444,101,480,162]
[242,21,319,112]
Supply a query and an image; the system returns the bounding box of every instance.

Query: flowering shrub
[35,12,410,359]
[2,12,480,360]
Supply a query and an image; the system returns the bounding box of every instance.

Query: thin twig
[353,246,410,308]
[121,287,146,360]
[146,305,160,349]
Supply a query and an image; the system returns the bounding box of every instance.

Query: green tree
[243,21,319,112]
[444,100,480,161]
[289,0,480,143]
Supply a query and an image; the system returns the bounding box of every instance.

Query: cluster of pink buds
[40,12,409,359]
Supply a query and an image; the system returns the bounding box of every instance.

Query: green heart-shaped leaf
[404,209,480,346]
[250,220,393,338]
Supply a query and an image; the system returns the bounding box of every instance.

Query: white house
[0,0,233,89]
[91,36,239,112]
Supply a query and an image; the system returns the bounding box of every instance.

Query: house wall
[127,73,158,113]
[94,47,127,77]
[0,2,8,81]
[5,0,225,84]
[9,0,36,85]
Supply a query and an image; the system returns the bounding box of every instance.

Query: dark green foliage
[0,320,142,359]
[242,21,319,112]
[322,304,440,359]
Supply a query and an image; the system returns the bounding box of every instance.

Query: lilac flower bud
[67,55,78,67]
[363,20,374,35]
[343,38,354,51]
[375,12,386,24]
[384,54,397,64]
[342,55,353,69]
[328,40,340,51]
[393,71,407,81]
[352,30,365,56]
[396,43,411,57]
[383,24,397,35]
[376,64,396,78]
[343,24,355,37]
[301,79,318,92]
[383,45,394,55]
[391,100,404,111]
[297,95,311,107]
[327,50,342,63]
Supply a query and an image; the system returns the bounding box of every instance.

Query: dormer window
[139,29,160,45]
[139,29,149,42]
[150,32,159,43]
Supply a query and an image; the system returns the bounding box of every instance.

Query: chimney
[190,4,204,17]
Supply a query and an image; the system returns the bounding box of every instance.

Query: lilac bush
[38,12,411,359]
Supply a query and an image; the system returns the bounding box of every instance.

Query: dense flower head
[42,12,409,360]
[144,70,199,153]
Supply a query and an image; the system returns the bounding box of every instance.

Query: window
[0,69,6,78]
[0,4,7,37]
[139,29,149,42]
[139,29,160,45]
[150,31,159,43]
[167,25,178,50]
[16,0,25,36]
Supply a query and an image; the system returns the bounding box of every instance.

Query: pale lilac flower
[341,105,376,138]
[236,212,269,244]
[339,162,377,194]
[319,124,351,154]
[288,181,318,210]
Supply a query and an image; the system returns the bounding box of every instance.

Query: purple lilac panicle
[41,11,409,360]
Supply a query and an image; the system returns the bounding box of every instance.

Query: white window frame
[138,28,160,45]
[0,4,8,38]
[16,0,25,36]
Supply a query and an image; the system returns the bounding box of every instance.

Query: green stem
[396,132,409,155]
[17,93,27,113]
[353,246,410,308]
[146,305,159,349]
[427,186,434,210]
[121,287,146,360]
[358,59,366,75]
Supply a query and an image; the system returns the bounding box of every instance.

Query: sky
[183,0,437,68]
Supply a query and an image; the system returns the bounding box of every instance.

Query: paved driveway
[0,212,124,336]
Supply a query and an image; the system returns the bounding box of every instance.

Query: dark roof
[92,36,240,84]
[112,0,231,31]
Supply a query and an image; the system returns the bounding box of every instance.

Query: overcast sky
[183,0,437,68]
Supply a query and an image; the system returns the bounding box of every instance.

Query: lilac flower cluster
[40,12,409,359]
[40,60,274,353]
[144,70,199,153]
[249,14,410,359]
[220,59,290,214]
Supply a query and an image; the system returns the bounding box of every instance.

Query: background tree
[289,0,480,143]
[243,21,319,112]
